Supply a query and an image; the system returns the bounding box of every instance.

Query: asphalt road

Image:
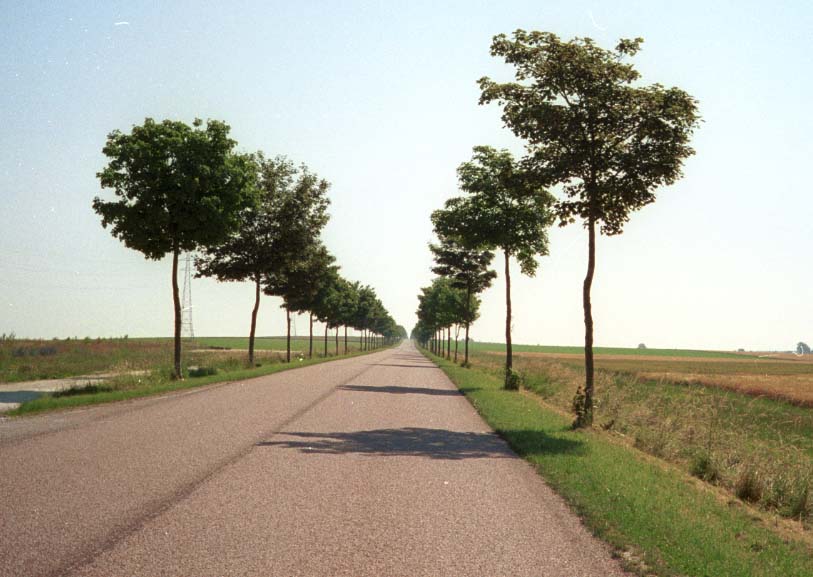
[0,341,627,577]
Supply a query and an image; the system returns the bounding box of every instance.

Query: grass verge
[425,350,813,577]
[7,347,385,417]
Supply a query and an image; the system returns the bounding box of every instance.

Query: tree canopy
[94,118,255,260]
[433,145,554,275]
[479,31,700,236]
[480,30,700,424]
[198,153,330,365]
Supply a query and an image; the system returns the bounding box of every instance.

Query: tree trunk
[446,327,451,359]
[464,285,471,366]
[171,246,182,380]
[248,275,261,367]
[344,326,348,354]
[286,307,291,363]
[504,250,513,387]
[308,313,313,359]
[324,324,328,357]
[464,323,469,366]
[335,326,339,356]
[579,218,597,427]
[454,325,459,363]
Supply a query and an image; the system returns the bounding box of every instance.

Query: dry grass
[470,347,813,527]
[637,371,813,407]
[482,349,813,406]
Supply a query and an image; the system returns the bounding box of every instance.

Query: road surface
[0,341,627,577]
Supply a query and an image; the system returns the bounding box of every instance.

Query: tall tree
[93,118,255,379]
[354,285,379,352]
[480,31,700,425]
[260,158,331,362]
[274,243,337,360]
[417,277,468,360]
[433,145,554,387]
[430,235,495,366]
[197,153,329,367]
[334,280,360,354]
[310,271,343,357]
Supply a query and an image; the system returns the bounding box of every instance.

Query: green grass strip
[428,352,813,577]
[8,348,381,417]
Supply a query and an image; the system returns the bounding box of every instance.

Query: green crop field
[468,340,756,359]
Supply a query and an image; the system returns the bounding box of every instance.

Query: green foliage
[93,118,255,259]
[571,385,592,428]
[430,235,496,298]
[433,145,554,275]
[479,31,700,236]
[188,366,218,377]
[414,278,476,349]
[689,451,720,483]
[198,152,330,296]
[274,243,338,317]
[503,368,522,390]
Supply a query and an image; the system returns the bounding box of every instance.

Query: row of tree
[415,30,699,427]
[93,118,404,379]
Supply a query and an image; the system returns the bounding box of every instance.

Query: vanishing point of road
[0,341,627,577]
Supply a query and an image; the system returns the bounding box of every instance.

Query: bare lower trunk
[324,324,328,356]
[344,326,348,354]
[309,313,313,358]
[464,286,471,366]
[248,275,260,367]
[171,246,182,379]
[578,218,597,427]
[504,250,513,386]
[335,326,339,356]
[454,325,459,363]
[446,327,450,359]
[286,308,291,363]
[464,323,469,365]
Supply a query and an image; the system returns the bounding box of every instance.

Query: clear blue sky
[1,1,811,350]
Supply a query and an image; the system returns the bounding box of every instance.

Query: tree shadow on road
[339,384,463,396]
[256,427,581,460]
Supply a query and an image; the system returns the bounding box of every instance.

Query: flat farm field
[461,341,813,526]
[470,341,813,406]
[0,335,364,383]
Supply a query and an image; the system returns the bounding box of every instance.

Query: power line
[181,253,195,339]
